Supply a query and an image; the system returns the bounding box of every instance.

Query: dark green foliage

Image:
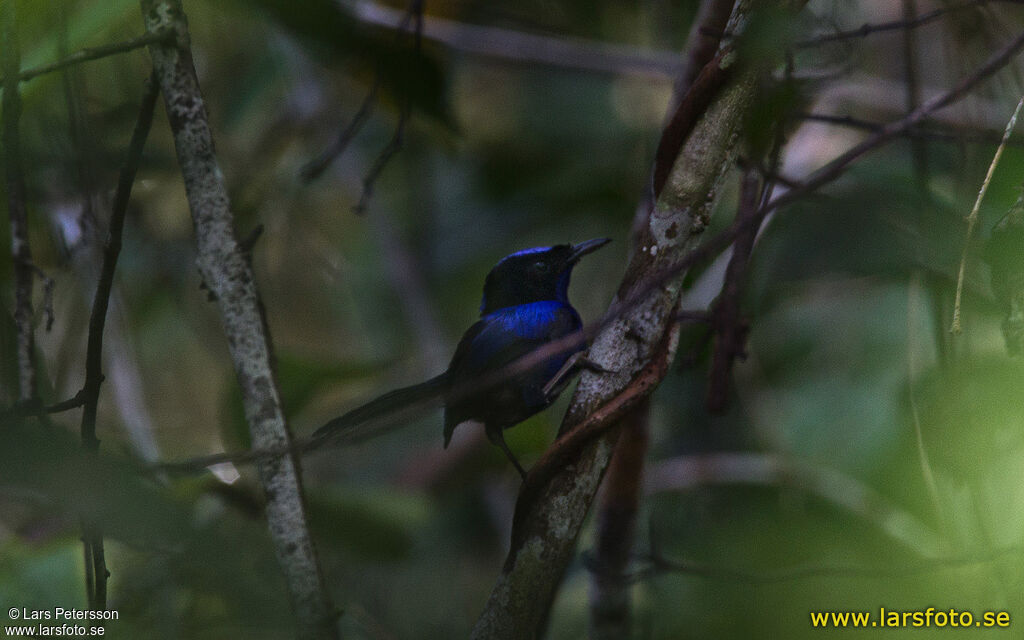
[3,1,1024,638]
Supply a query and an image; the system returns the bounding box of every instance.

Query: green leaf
[224,0,452,125]
[306,486,431,559]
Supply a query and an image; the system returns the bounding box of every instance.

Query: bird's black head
[479,238,611,314]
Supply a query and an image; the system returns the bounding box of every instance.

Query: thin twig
[0,30,172,86]
[352,0,682,79]
[353,0,423,214]
[798,112,1024,147]
[44,392,88,414]
[2,0,36,405]
[794,0,1024,49]
[706,170,759,413]
[81,73,159,452]
[78,73,160,612]
[299,80,379,182]
[951,95,1024,334]
[0,389,87,420]
[764,28,1024,219]
[300,0,423,190]
[354,90,410,214]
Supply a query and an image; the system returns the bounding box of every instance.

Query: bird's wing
[443,302,582,445]
[311,373,448,446]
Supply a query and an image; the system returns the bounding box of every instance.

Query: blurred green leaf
[307,486,431,559]
[225,0,452,125]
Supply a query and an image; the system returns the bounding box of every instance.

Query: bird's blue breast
[489,300,580,341]
[454,301,583,384]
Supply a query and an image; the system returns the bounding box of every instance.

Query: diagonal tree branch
[139,2,337,638]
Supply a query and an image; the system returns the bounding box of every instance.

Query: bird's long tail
[309,373,449,448]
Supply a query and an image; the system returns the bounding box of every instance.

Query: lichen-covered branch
[469,2,805,638]
[2,1,37,404]
[138,2,336,638]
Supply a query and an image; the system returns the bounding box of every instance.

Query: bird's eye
[533,261,549,274]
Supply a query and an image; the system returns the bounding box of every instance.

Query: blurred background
[3,0,1024,637]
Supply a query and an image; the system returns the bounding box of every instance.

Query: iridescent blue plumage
[443,300,582,446]
[314,238,610,478]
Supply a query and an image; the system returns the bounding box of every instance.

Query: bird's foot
[575,356,616,375]
[488,426,528,481]
[541,352,617,399]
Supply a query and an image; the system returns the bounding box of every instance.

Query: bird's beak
[569,237,612,263]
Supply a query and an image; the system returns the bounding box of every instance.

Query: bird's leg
[486,424,527,481]
[541,351,616,399]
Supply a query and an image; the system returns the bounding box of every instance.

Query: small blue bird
[313,238,611,478]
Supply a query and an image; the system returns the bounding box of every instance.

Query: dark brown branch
[0,390,86,420]
[81,74,158,453]
[45,392,88,414]
[588,399,650,640]
[765,27,1024,217]
[2,0,36,405]
[653,46,733,199]
[300,0,423,191]
[299,80,379,181]
[354,0,424,214]
[674,0,737,113]
[353,82,411,214]
[78,73,160,612]
[706,171,759,412]
[0,30,171,86]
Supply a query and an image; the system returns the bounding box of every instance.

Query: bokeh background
[3,0,1024,637]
